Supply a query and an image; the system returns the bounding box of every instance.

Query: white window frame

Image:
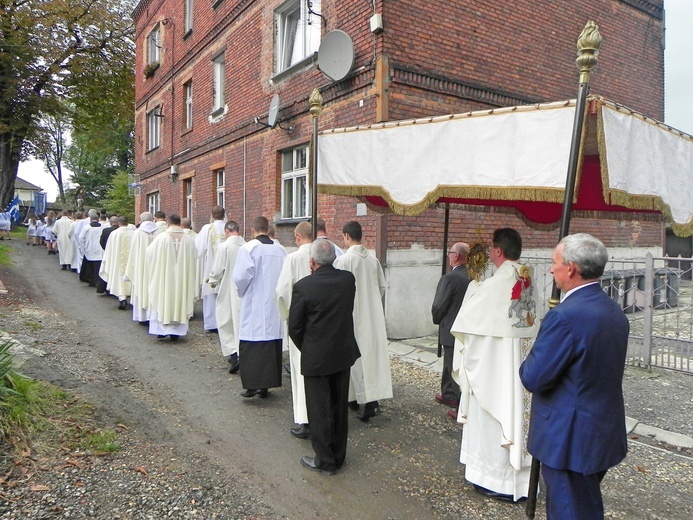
[212,53,226,113]
[274,0,321,74]
[147,24,161,65]
[184,0,194,33]
[147,192,160,215]
[146,106,161,151]
[185,179,193,223]
[184,81,193,129]
[215,169,225,208]
[280,146,310,219]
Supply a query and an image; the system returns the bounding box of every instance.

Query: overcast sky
[17,0,693,202]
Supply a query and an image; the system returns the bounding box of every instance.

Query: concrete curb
[389,339,693,451]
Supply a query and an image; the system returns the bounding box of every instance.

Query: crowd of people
[26,206,630,518]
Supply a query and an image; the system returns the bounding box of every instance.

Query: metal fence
[522,254,693,374]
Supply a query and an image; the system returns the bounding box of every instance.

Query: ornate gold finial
[576,21,602,84]
[309,88,323,118]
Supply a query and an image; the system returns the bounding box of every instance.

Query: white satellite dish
[318,30,355,82]
[267,94,280,128]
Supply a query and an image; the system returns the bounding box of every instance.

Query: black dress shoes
[241,388,269,398]
[283,363,291,375]
[348,400,360,411]
[357,402,382,422]
[300,456,335,476]
[473,484,523,503]
[118,300,128,310]
[228,353,240,374]
[169,335,179,342]
[290,424,310,438]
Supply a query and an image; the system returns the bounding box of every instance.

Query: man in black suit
[431,242,470,417]
[288,239,361,476]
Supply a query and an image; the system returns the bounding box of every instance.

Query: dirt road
[2,240,692,519]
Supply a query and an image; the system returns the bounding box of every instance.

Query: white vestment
[195,220,227,330]
[182,228,201,302]
[450,260,537,501]
[146,226,197,336]
[334,245,393,403]
[233,238,287,341]
[124,221,160,322]
[206,235,246,357]
[275,242,312,424]
[69,217,89,271]
[80,223,104,262]
[52,216,73,266]
[99,226,134,300]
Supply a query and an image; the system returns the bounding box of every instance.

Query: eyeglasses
[448,250,457,255]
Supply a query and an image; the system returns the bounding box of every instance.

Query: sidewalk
[388,336,693,451]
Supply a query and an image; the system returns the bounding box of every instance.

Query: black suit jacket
[288,264,361,377]
[100,225,118,250]
[431,265,470,346]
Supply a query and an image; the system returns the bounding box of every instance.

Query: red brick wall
[132,0,665,249]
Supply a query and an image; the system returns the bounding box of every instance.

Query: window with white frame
[147,24,161,64]
[184,0,194,33]
[146,106,161,151]
[147,192,160,215]
[281,146,309,219]
[185,179,193,221]
[212,53,225,113]
[184,81,193,129]
[274,0,321,74]
[215,169,225,208]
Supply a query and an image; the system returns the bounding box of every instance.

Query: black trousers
[442,345,461,403]
[304,368,350,472]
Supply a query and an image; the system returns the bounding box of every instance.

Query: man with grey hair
[431,241,470,417]
[520,233,629,519]
[124,211,163,324]
[288,239,360,475]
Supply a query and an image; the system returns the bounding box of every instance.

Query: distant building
[14,177,43,208]
[133,0,666,336]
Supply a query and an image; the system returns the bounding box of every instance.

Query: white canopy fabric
[317,96,693,236]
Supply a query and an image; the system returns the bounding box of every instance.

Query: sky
[17,0,693,203]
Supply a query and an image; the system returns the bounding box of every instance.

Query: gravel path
[1,241,692,519]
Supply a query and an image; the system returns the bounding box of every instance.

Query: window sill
[270,53,318,85]
[146,146,160,154]
[276,217,311,226]
[181,127,193,136]
[208,105,227,123]
[183,29,193,40]
[212,0,224,9]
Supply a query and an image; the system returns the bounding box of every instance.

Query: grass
[22,319,42,332]
[0,340,120,470]
[0,226,25,266]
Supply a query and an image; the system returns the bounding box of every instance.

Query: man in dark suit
[431,241,470,416]
[288,239,361,476]
[520,233,629,519]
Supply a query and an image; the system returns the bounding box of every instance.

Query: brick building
[133,0,666,336]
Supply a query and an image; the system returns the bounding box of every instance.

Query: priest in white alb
[195,206,227,331]
[206,220,245,372]
[99,216,134,310]
[450,227,537,503]
[124,211,163,324]
[232,216,287,398]
[333,220,393,422]
[52,210,73,270]
[275,221,312,439]
[146,214,197,341]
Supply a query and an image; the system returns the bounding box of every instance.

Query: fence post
[643,253,654,369]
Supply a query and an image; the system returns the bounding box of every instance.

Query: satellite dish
[318,30,354,82]
[267,94,280,128]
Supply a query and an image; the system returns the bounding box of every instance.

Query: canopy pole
[309,89,323,241]
[526,21,602,520]
[438,203,451,358]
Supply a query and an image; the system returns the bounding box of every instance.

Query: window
[146,106,161,151]
[281,146,309,219]
[147,24,161,65]
[185,179,193,222]
[215,169,225,208]
[212,53,225,114]
[184,81,193,129]
[147,192,160,215]
[184,0,194,33]
[274,0,321,74]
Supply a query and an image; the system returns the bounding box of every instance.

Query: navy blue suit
[520,283,629,519]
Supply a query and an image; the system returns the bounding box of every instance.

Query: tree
[101,170,135,223]
[0,0,135,208]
